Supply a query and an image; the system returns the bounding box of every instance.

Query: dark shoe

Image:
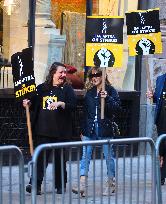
[56,187,66,194]
[161,179,165,185]
[57,188,62,194]
[26,184,41,195]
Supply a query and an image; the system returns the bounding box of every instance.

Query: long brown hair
[44,62,67,89]
[85,67,111,90]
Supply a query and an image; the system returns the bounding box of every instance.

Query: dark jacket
[153,73,166,124]
[81,84,121,138]
[30,83,76,141]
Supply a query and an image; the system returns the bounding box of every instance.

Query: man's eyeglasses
[89,72,102,78]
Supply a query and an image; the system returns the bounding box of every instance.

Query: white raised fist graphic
[46,98,54,110]
[138,38,151,55]
[97,48,111,67]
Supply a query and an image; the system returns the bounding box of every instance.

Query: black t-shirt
[33,83,76,140]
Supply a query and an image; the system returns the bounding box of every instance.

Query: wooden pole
[25,105,33,155]
[145,56,153,103]
[118,0,122,16]
[101,67,106,119]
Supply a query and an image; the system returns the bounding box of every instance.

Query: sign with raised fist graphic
[85,16,124,68]
[126,8,162,56]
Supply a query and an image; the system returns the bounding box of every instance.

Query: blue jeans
[80,136,115,178]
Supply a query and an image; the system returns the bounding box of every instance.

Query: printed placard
[11,47,36,100]
[126,8,162,56]
[85,16,124,67]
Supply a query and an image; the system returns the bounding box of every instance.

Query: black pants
[157,125,166,180]
[33,136,67,188]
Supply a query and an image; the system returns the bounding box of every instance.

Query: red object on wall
[67,73,84,89]
[65,64,77,74]
[65,64,84,89]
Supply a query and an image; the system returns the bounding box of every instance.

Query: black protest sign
[11,47,36,100]
[126,8,162,56]
[85,16,124,68]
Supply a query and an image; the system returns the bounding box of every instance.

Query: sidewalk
[1,156,166,203]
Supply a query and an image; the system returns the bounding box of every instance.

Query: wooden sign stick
[25,105,34,156]
[145,56,153,104]
[101,67,106,119]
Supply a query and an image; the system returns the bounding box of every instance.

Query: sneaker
[26,184,41,195]
[103,177,116,196]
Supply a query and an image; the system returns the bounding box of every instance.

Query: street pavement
[1,155,166,204]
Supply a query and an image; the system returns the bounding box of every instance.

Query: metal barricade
[0,145,25,204]
[155,134,166,204]
[29,137,158,204]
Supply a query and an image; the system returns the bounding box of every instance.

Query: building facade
[0,0,165,155]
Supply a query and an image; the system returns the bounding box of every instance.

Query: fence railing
[155,134,166,204]
[29,137,158,204]
[1,136,165,204]
[0,145,25,204]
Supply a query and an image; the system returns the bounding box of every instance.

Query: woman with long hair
[23,62,76,195]
[72,66,121,196]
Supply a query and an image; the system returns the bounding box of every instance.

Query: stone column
[34,0,66,85]
[36,0,50,13]
[3,0,29,59]
[156,0,166,20]
[1,0,29,88]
